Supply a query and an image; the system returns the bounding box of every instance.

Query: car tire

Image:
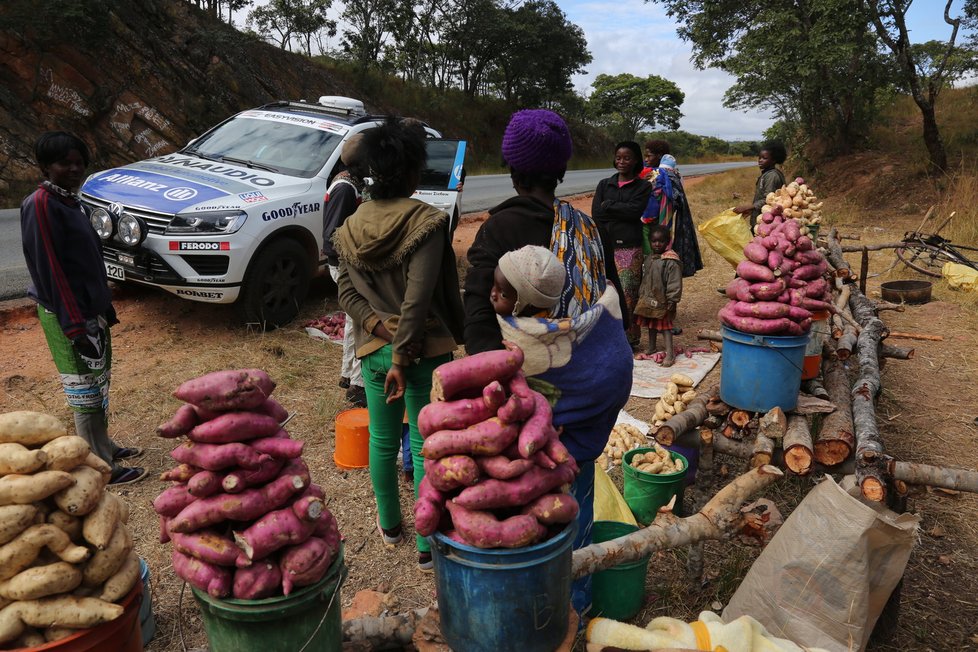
[236,238,311,329]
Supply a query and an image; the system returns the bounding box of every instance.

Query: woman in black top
[591,141,652,346]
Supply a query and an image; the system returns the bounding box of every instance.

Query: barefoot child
[635,224,682,366]
[491,245,566,317]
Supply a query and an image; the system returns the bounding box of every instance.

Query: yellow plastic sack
[593,463,637,527]
[698,208,752,268]
[943,262,978,291]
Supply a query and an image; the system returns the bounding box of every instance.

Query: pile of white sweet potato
[720,216,835,336]
[759,177,823,233]
[0,411,138,648]
[414,346,580,549]
[154,369,340,600]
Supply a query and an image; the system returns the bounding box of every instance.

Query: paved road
[0,161,753,300]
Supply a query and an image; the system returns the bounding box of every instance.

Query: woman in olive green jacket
[334,119,464,570]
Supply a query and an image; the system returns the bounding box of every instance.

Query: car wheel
[237,238,311,329]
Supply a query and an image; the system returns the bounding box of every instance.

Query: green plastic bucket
[591,521,649,620]
[623,448,688,525]
[192,545,346,652]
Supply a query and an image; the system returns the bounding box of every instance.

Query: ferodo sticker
[175,288,225,300]
[169,242,230,251]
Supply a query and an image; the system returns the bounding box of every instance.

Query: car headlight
[118,213,147,247]
[166,210,248,235]
[90,208,114,240]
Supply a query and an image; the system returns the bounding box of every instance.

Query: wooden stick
[874,301,906,312]
[783,415,814,475]
[841,242,904,253]
[891,460,978,494]
[859,248,870,295]
[654,389,713,446]
[853,318,887,502]
[571,466,784,578]
[837,320,858,360]
[751,434,776,468]
[886,331,943,342]
[814,357,854,466]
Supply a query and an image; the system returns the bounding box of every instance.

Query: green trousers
[361,346,450,553]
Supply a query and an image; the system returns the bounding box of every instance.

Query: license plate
[105,263,125,281]
[118,253,135,267]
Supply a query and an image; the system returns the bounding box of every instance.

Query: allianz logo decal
[156,155,275,187]
[100,173,168,192]
[261,201,321,221]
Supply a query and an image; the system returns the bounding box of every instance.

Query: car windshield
[186,114,344,178]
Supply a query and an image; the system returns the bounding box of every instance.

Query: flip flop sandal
[113,447,144,460]
[109,466,148,486]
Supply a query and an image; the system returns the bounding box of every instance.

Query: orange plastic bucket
[801,309,831,380]
[334,408,370,469]
[28,582,143,651]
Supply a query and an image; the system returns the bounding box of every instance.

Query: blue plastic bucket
[430,521,577,652]
[719,325,809,412]
[138,559,155,646]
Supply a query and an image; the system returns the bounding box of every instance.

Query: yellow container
[334,408,370,469]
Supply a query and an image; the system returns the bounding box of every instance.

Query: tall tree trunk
[918,100,948,173]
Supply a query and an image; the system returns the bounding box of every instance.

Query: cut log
[880,344,914,360]
[751,434,775,468]
[571,466,784,578]
[721,424,743,440]
[758,407,787,440]
[892,461,978,494]
[853,318,888,502]
[837,320,858,360]
[696,329,723,343]
[654,389,712,447]
[343,609,428,648]
[886,331,943,342]
[783,415,814,475]
[874,301,906,312]
[728,410,751,429]
[825,229,853,279]
[814,357,854,466]
[793,393,836,415]
[705,397,731,418]
[859,248,870,295]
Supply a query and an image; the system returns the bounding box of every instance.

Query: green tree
[248,0,334,54]
[490,1,591,105]
[864,0,970,172]
[340,0,408,71]
[648,0,890,157]
[588,73,684,141]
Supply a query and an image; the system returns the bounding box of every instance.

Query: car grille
[81,194,173,235]
[102,244,182,283]
[181,255,230,276]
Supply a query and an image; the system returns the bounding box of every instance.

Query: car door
[412,139,466,232]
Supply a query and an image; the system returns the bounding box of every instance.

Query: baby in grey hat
[491,245,567,317]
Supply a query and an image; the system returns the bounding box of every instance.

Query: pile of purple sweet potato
[153,369,340,599]
[719,213,835,336]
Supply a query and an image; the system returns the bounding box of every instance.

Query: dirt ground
[1,174,976,651]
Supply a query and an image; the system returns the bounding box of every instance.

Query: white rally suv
[80,97,466,327]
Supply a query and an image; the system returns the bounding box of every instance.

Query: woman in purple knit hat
[464,109,633,620]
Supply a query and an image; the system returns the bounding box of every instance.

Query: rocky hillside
[0,0,363,206]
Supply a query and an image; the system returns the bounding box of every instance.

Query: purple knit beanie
[501,109,573,175]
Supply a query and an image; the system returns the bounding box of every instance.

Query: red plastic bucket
[24,582,143,651]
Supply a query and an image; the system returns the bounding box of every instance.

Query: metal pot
[881,280,933,304]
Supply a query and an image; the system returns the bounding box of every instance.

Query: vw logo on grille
[108,202,124,217]
[164,187,199,201]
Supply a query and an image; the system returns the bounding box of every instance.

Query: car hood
[81,154,313,214]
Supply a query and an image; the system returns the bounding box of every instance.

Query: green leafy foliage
[588,73,684,142]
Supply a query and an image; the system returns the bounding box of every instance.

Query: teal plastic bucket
[192,545,346,652]
[719,325,809,412]
[138,559,155,646]
[622,448,688,525]
[430,521,576,652]
[591,521,649,620]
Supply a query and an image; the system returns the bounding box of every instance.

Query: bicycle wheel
[895,241,969,277]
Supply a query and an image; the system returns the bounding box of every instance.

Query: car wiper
[180,149,221,162]
[220,156,278,173]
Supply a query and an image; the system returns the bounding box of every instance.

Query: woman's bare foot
[661,354,675,367]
